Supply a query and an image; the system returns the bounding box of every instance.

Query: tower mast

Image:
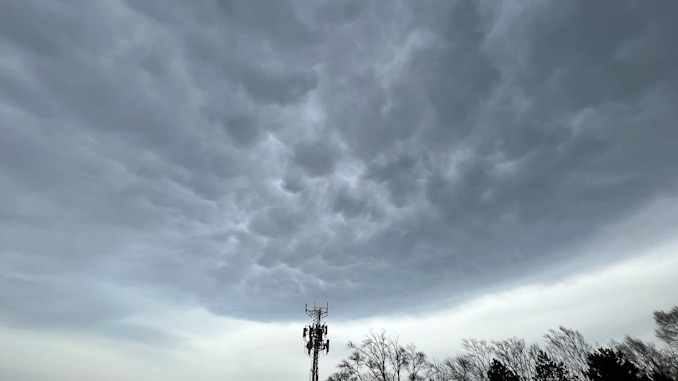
[303,302,329,381]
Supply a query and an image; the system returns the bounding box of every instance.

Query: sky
[0,0,677,380]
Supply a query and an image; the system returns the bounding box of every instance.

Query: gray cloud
[1,0,677,335]
[293,140,340,177]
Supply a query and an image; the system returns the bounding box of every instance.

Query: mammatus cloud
[1,0,677,342]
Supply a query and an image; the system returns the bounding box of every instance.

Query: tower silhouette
[303,303,329,381]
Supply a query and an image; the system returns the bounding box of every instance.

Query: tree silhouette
[326,306,678,381]
[431,354,476,381]
[611,306,678,380]
[405,344,428,381]
[534,350,571,381]
[544,327,591,381]
[487,359,520,381]
[613,336,675,381]
[326,330,427,381]
[654,306,678,349]
[493,337,540,380]
[586,348,650,381]
[462,338,495,380]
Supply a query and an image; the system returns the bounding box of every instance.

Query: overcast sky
[1,1,677,380]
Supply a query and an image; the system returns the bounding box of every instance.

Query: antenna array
[303,302,329,381]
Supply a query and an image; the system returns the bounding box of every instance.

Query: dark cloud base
[1,0,677,332]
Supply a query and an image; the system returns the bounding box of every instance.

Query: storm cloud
[1,0,677,339]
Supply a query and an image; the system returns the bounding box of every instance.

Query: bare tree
[612,336,675,381]
[331,350,368,381]
[351,330,391,381]
[492,337,540,381]
[543,327,591,380]
[387,334,408,381]
[653,306,678,380]
[612,306,678,381]
[461,338,495,381]
[329,308,675,381]
[425,359,450,381]
[442,354,477,381]
[654,306,678,350]
[328,330,421,381]
[405,343,429,381]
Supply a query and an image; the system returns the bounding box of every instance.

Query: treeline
[327,306,678,381]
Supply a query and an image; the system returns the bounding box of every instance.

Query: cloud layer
[1,0,677,336]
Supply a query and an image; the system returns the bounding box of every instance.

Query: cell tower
[303,302,329,381]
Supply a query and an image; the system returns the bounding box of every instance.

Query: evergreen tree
[586,348,650,381]
[534,350,570,381]
[488,359,520,381]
